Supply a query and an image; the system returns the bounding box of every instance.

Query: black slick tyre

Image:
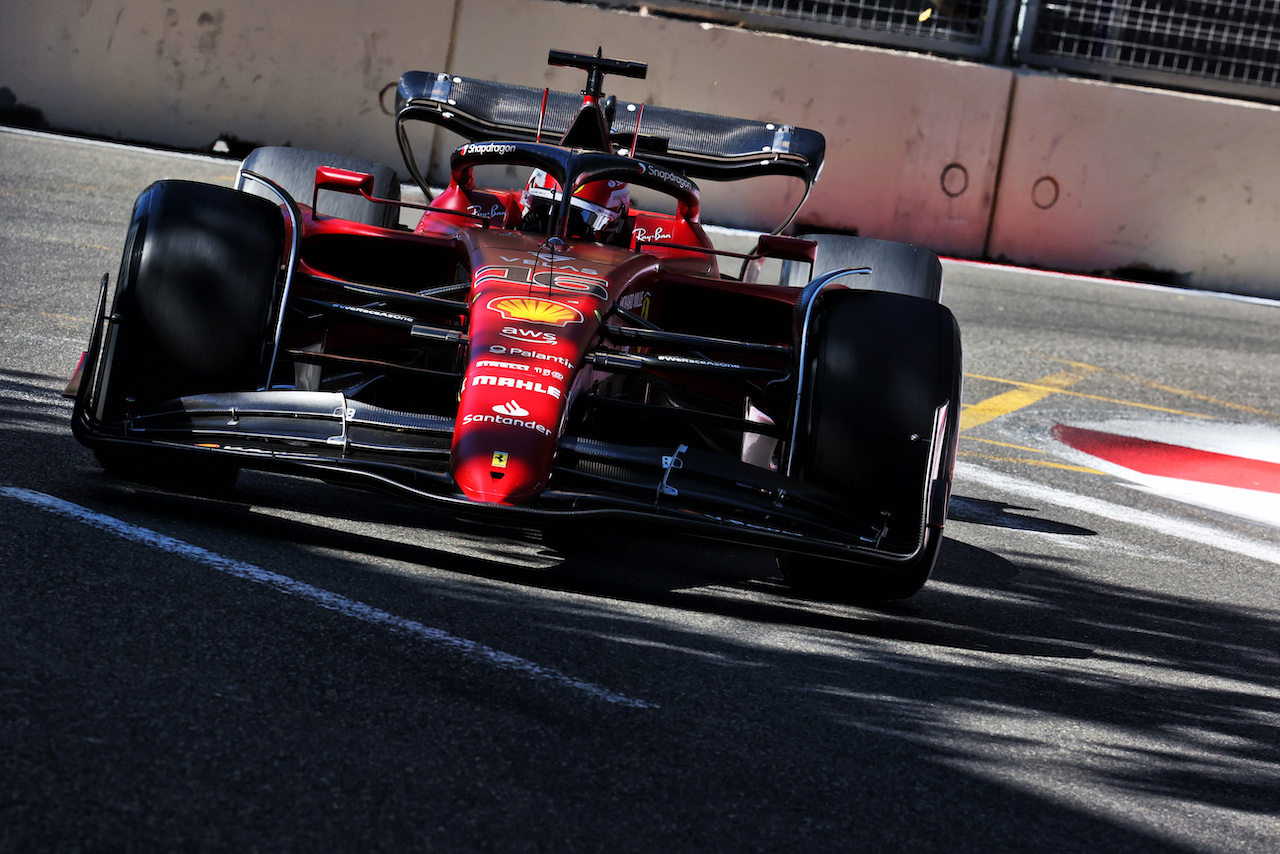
[93,180,286,489]
[781,288,962,601]
[237,146,401,228]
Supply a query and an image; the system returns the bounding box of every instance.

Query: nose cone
[450,423,554,506]
[451,240,613,505]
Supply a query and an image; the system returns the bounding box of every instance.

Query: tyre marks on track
[964,367,1214,422]
[1040,354,1280,421]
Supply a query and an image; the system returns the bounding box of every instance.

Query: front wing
[71,280,939,568]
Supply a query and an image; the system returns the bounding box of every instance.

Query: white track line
[940,257,1280,307]
[1,486,656,709]
[0,125,232,164]
[956,463,1280,567]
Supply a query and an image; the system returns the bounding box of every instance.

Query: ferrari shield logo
[491,451,509,469]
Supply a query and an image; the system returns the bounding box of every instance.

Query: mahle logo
[472,375,563,400]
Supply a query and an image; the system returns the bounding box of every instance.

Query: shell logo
[486,296,583,327]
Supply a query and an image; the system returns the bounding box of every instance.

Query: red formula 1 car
[70,49,962,600]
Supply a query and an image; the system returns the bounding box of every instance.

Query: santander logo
[492,400,529,417]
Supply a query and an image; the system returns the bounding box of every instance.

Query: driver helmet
[520,170,630,242]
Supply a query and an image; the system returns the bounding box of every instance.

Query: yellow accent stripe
[960,368,1095,430]
[957,451,1106,475]
[962,436,1046,454]
[1041,355,1280,420]
[0,302,93,324]
[964,372,1214,420]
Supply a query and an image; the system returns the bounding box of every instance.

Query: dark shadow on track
[2,419,1277,850]
[0,369,77,431]
[949,494,1097,536]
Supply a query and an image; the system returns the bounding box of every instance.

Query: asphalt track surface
[2,127,1279,852]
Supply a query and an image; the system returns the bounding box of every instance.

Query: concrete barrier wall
[2,0,1278,296]
[0,0,455,172]
[0,0,1010,256]
[441,0,1013,256]
[988,73,1280,298]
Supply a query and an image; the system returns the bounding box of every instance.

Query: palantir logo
[492,400,529,417]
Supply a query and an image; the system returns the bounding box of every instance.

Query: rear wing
[394,71,825,225]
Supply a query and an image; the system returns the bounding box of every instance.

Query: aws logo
[486,296,583,327]
[500,326,557,346]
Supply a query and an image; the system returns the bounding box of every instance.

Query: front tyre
[91,180,286,489]
[782,288,962,601]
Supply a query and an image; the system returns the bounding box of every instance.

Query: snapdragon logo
[638,163,694,192]
[462,143,516,157]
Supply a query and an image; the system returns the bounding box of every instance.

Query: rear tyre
[93,180,286,489]
[781,287,962,601]
[237,146,401,228]
[782,234,943,302]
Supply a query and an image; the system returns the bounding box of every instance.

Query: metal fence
[605,0,1280,103]
[1017,0,1280,101]
[609,0,1006,58]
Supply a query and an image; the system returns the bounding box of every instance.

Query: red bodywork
[274,147,806,508]
[317,180,796,506]
[70,51,962,583]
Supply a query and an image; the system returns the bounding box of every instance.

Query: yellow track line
[960,367,1097,431]
[961,436,1046,454]
[1039,354,1280,420]
[957,451,1106,475]
[957,363,1205,477]
[964,372,1214,420]
[0,303,93,324]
